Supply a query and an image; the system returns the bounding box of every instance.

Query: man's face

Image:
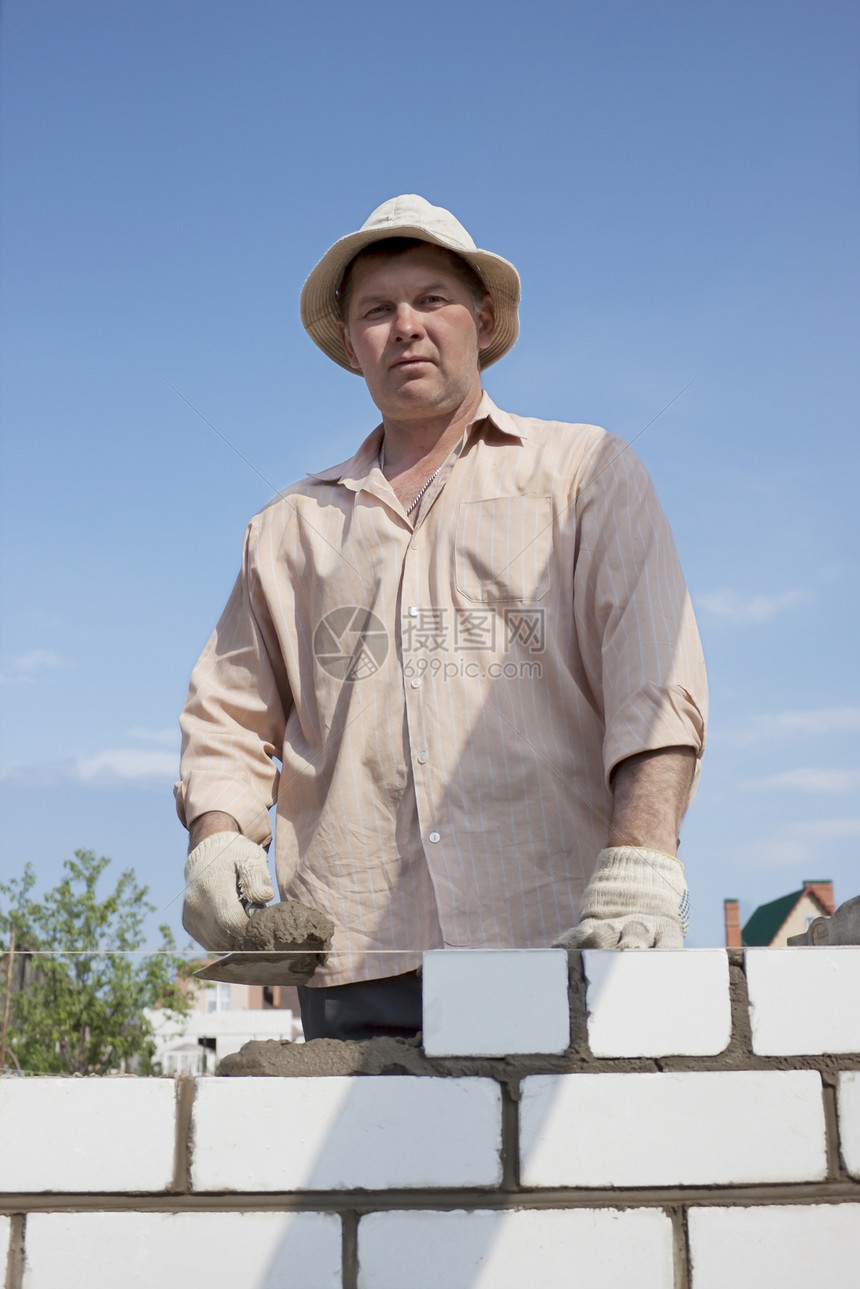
[338,245,494,422]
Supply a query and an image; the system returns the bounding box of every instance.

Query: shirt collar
[305,390,525,486]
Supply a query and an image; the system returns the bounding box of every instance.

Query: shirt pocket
[455,496,553,603]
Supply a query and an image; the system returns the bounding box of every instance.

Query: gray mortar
[565,948,590,1056]
[220,1037,469,1078]
[5,1214,24,1289]
[172,1075,196,1194]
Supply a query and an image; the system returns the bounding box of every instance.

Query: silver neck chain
[379,439,444,515]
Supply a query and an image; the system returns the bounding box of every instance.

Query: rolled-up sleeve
[572,437,708,795]
[174,519,292,846]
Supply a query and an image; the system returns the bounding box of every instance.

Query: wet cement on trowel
[224,902,335,979]
[242,902,333,956]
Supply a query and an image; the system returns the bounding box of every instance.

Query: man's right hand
[182,831,275,951]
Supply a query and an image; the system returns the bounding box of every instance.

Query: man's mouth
[392,356,432,369]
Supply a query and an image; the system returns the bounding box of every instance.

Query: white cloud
[746,768,860,795]
[72,749,178,783]
[127,726,180,745]
[0,649,68,684]
[1,748,178,787]
[729,707,860,744]
[695,587,810,624]
[735,818,860,868]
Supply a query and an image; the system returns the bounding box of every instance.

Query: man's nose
[392,303,425,341]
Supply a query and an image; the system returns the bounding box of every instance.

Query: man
[176,195,707,1040]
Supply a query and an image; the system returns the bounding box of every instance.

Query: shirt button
[410,677,422,688]
[410,537,419,550]
[429,831,441,843]
[417,751,428,764]
[408,606,419,617]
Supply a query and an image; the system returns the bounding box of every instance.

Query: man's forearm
[188,811,240,854]
[608,746,696,855]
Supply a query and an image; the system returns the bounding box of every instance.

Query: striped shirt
[175,393,707,985]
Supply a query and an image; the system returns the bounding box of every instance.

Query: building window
[206,983,231,1013]
[163,1050,205,1076]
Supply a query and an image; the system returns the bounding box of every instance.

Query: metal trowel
[194,901,335,986]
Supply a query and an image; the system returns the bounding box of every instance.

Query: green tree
[0,850,197,1075]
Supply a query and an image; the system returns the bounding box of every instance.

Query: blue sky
[1,0,857,949]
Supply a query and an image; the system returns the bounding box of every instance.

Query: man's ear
[337,320,362,371]
[476,294,495,354]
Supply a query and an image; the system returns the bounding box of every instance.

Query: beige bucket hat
[300,194,521,373]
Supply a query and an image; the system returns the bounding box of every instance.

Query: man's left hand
[553,846,689,950]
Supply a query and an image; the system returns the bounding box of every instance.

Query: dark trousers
[297,971,422,1041]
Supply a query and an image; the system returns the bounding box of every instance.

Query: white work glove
[553,846,690,951]
[182,832,275,951]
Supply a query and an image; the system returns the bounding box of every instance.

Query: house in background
[147,979,304,1075]
[724,880,835,947]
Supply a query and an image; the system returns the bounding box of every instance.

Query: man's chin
[375,374,443,410]
[369,369,480,422]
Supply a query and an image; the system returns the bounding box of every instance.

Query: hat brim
[300,225,520,374]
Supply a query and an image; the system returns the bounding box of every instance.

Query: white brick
[746,947,860,1054]
[422,949,569,1056]
[22,1212,341,1289]
[520,1070,826,1187]
[0,1078,175,1192]
[357,1208,674,1289]
[688,1204,860,1289]
[192,1076,501,1190]
[583,949,731,1056]
[839,1070,860,1177]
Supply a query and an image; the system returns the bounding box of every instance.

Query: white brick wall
[839,1070,860,1178]
[0,1078,175,1192]
[745,947,860,1055]
[422,949,570,1056]
[688,1204,860,1289]
[583,949,731,1057]
[357,1208,675,1289]
[0,951,857,1289]
[520,1070,827,1187]
[22,1211,342,1289]
[192,1076,502,1190]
